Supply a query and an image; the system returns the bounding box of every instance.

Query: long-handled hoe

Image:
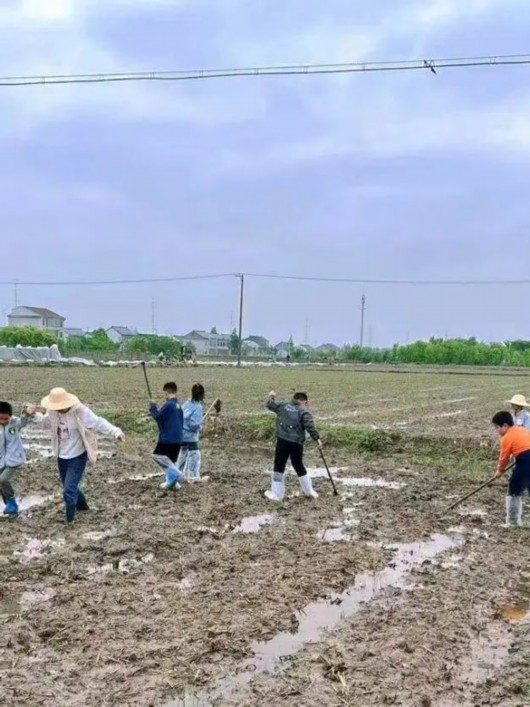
[444,461,514,513]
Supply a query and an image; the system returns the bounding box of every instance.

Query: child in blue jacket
[0,401,30,517]
[149,382,184,490]
[177,383,205,481]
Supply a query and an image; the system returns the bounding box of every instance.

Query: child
[149,382,184,490]
[0,402,30,517]
[26,388,125,525]
[265,391,321,501]
[492,410,530,527]
[506,395,530,430]
[177,383,205,481]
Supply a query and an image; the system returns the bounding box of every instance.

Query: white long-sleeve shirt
[34,408,122,459]
[513,409,530,431]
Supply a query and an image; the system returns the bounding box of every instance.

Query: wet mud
[1,367,530,705]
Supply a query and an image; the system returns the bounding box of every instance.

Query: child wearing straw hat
[26,388,125,525]
[506,395,530,430]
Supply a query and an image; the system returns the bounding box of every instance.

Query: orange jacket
[498,425,530,473]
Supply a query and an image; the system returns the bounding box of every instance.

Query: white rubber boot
[515,496,523,527]
[504,496,519,527]
[265,474,285,502]
[299,474,319,499]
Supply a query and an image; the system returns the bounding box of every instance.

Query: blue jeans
[509,449,530,496]
[58,453,89,523]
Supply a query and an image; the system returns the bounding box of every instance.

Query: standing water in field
[170,532,463,706]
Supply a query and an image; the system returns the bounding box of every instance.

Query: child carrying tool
[265,391,321,501]
[177,383,205,481]
[149,382,184,490]
[506,395,530,430]
[0,402,30,517]
[492,410,530,527]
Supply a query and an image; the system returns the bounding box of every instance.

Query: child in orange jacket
[492,410,530,527]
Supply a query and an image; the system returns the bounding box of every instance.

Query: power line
[246,273,530,286]
[0,273,236,286]
[4,272,530,287]
[1,53,529,87]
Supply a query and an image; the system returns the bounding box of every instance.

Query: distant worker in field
[506,395,530,430]
[0,402,31,517]
[265,391,321,501]
[149,382,184,490]
[26,388,125,525]
[492,410,530,527]
[177,383,205,481]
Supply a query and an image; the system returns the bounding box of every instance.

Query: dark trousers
[509,450,530,496]
[153,442,181,463]
[58,452,89,523]
[274,438,307,478]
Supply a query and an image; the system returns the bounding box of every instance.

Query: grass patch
[240,415,396,453]
[97,409,154,437]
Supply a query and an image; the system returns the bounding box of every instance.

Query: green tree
[0,326,57,347]
[61,329,118,353]
[126,335,182,358]
[229,329,240,356]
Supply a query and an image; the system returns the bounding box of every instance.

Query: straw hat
[506,394,530,408]
[40,387,80,411]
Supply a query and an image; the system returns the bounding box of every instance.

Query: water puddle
[14,537,65,562]
[87,553,154,575]
[458,507,487,518]
[263,466,348,479]
[318,508,360,543]
[234,514,277,534]
[83,530,113,542]
[500,573,530,621]
[108,472,164,484]
[0,494,53,514]
[338,477,405,490]
[25,441,113,461]
[171,532,462,706]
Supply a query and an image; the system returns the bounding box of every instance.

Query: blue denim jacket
[0,416,29,468]
[182,400,204,443]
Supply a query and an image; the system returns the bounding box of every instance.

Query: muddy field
[1,366,530,706]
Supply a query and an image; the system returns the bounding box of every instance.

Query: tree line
[0,327,184,358]
[3,327,530,367]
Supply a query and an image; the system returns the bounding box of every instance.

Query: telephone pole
[304,319,310,345]
[237,274,245,368]
[360,292,366,347]
[151,298,156,335]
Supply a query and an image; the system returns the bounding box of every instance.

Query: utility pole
[237,274,245,368]
[304,319,310,345]
[360,292,366,347]
[151,298,156,335]
[14,280,19,308]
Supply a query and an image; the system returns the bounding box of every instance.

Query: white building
[181,330,230,356]
[106,326,136,344]
[8,306,65,336]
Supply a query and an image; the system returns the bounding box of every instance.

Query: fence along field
[2,364,530,706]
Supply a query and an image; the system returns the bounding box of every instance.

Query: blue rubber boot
[5,498,19,517]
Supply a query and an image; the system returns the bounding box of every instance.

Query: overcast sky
[2,0,530,346]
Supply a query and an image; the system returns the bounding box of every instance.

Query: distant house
[63,328,86,340]
[243,335,271,356]
[8,306,65,336]
[275,341,292,359]
[106,326,136,344]
[317,343,340,352]
[181,330,230,356]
